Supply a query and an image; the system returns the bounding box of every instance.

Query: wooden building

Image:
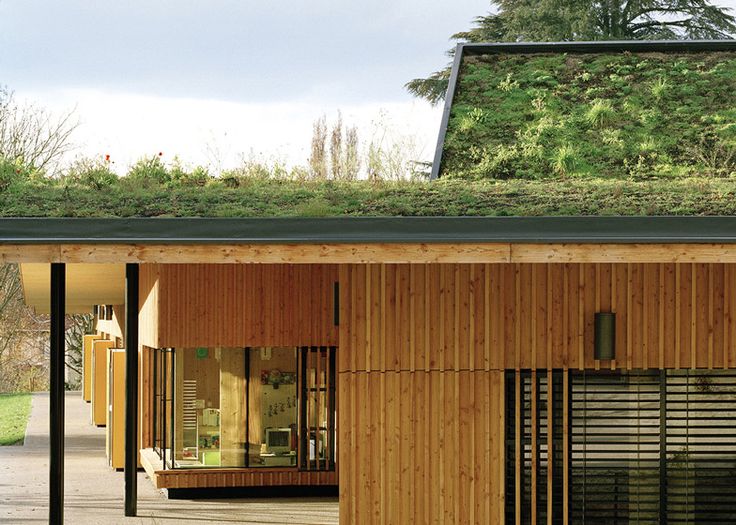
[12,216,736,524]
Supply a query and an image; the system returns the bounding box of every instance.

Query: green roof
[436,41,736,181]
[4,41,736,219]
[7,177,736,217]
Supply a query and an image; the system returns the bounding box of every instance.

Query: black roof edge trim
[2,217,736,244]
[429,39,736,180]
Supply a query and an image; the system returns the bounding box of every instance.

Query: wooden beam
[58,243,512,264]
[8,242,736,263]
[511,243,736,263]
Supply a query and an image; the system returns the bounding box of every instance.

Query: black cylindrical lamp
[594,312,616,360]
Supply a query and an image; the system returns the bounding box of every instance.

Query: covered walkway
[0,392,339,524]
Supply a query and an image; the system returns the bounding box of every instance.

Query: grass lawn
[0,393,32,445]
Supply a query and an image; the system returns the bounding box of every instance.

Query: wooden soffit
[20,263,125,314]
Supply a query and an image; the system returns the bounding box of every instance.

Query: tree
[308,115,328,179]
[0,264,49,393]
[330,111,343,180]
[0,87,77,173]
[64,314,93,390]
[407,0,736,104]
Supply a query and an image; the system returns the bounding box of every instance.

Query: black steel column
[49,263,65,525]
[124,264,139,516]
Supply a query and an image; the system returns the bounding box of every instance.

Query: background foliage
[407,0,736,104]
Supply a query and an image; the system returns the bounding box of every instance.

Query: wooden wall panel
[139,264,160,349]
[95,305,125,342]
[153,264,338,348]
[340,263,736,373]
[338,370,505,525]
[82,334,101,402]
[220,348,246,467]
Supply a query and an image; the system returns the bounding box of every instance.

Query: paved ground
[0,392,339,524]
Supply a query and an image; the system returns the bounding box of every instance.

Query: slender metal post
[124,264,139,516]
[49,263,65,525]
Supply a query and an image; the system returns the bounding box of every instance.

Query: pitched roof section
[4,217,736,244]
[431,39,736,180]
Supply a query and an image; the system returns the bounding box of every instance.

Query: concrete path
[0,392,338,524]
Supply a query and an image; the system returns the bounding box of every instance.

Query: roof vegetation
[3,155,736,217]
[441,51,736,180]
[3,50,736,218]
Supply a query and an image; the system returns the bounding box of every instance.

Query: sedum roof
[434,40,736,181]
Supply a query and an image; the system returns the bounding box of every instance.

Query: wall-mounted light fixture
[594,312,616,360]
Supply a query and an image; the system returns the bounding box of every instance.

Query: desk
[260,452,296,467]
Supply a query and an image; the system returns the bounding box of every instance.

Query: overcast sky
[0,0,490,171]
[1,1,735,171]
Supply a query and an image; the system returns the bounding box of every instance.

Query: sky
[2,1,736,173]
[0,0,489,172]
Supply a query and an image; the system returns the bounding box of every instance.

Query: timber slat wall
[131,261,736,522]
[140,448,337,489]
[154,469,337,490]
[136,263,338,473]
[338,262,736,524]
[339,370,505,524]
[140,263,338,348]
[340,263,736,372]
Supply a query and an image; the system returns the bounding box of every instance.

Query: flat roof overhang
[2,217,736,266]
[2,216,736,244]
[10,217,736,310]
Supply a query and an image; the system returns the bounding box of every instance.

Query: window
[247,347,298,467]
[299,346,336,471]
[505,370,736,524]
[152,346,337,471]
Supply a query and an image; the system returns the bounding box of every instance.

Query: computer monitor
[265,427,292,455]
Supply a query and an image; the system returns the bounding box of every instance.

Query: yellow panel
[107,348,126,469]
[82,334,101,402]
[91,340,113,426]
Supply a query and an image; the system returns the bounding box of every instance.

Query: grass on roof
[442,51,736,180]
[2,156,736,217]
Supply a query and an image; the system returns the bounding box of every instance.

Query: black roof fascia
[3,217,736,244]
[429,39,736,180]
[429,43,465,182]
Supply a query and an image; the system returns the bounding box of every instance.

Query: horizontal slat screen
[571,371,662,523]
[665,371,736,524]
[507,370,736,524]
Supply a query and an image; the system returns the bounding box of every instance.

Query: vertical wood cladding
[140,263,338,348]
[338,262,736,524]
[135,262,736,523]
[338,370,506,524]
[339,263,736,372]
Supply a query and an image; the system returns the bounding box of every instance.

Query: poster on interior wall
[261,369,296,388]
